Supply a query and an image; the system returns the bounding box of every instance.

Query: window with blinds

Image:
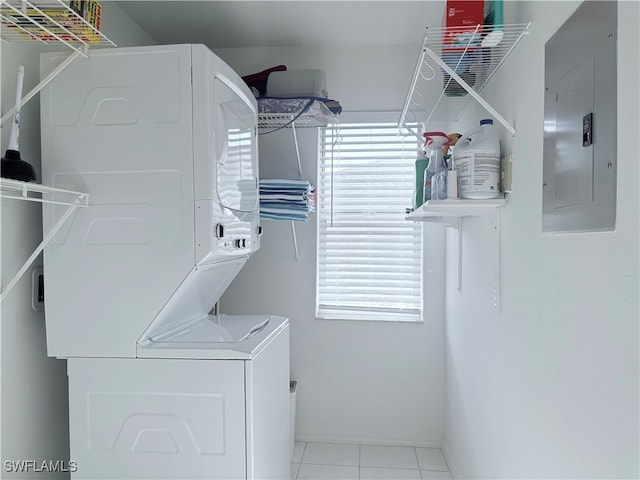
[316,122,423,322]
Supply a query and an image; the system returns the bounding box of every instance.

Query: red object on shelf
[443,0,485,45]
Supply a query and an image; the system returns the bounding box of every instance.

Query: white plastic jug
[453,119,501,199]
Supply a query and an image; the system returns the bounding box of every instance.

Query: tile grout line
[294,443,452,479]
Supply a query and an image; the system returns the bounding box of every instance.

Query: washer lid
[137,315,289,360]
[138,258,247,346]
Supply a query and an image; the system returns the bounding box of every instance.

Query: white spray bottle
[423,132,449,202]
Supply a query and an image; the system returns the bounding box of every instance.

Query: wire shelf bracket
[407,199,504,310]
[399,23,531,137]
[0,179,89,303]
[0,0,116,125]
[1,48,83,125]
[258,109,325,262]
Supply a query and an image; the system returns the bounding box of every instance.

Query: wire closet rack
[1,0,115,53]
[399,23,531,136]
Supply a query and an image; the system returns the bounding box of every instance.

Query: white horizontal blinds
[317,123,423,322]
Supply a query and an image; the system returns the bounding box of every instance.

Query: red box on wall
[443,0,485,45]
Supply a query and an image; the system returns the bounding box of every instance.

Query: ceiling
[115,1,445,49]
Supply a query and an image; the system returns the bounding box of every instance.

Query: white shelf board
[407,198,505,226]
[409,198,505,309]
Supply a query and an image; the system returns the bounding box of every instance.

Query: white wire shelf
[0,177,89,206]
[399,23,531,136]
[0,0,116,55]
[258,99,338,130]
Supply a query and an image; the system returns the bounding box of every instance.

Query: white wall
[442,1,639,478]
[218,45,447,446]
[0,5,155,477]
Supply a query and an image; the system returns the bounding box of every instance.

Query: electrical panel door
[543,1,617,233]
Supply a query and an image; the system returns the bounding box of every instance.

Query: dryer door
[214,75,258,213]
[193,63,260,265]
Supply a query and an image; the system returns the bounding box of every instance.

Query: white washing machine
[40,45,290,479]
[68,314,289,480]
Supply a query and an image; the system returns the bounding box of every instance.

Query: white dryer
[40,45,289,479]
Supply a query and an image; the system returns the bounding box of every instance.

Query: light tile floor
[291,442,452,480]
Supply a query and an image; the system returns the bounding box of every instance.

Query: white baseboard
[441,441,460,479]
[295,431,442,449]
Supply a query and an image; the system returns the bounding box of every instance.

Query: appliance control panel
[195,200,260,264]
[214,222,253,252]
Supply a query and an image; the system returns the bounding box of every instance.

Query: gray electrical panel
[542,1,617,233]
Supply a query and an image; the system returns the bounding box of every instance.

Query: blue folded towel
[259,178,316,221]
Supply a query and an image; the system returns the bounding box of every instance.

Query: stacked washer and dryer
[40,44,290,479]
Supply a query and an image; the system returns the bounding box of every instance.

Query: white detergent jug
[453,119,501,199]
